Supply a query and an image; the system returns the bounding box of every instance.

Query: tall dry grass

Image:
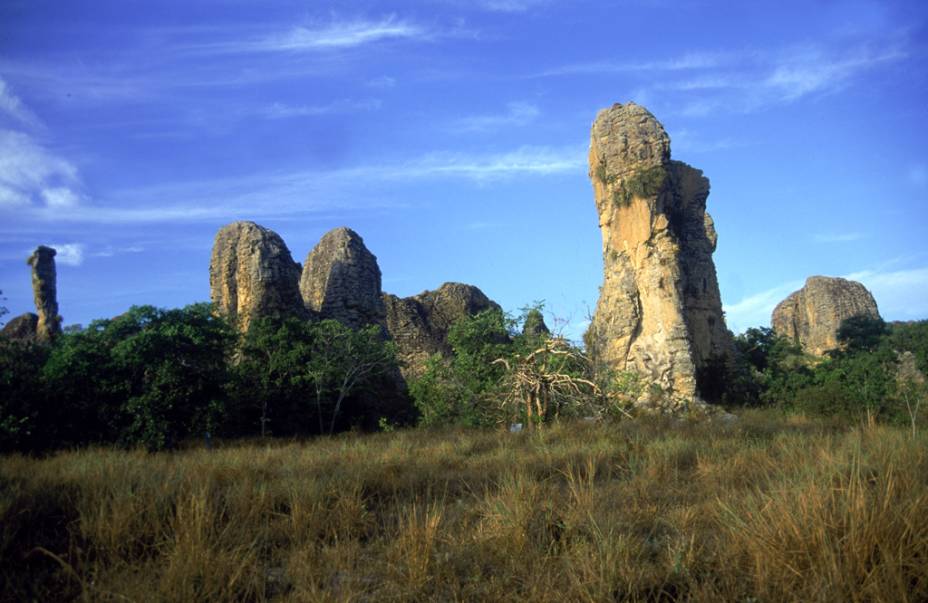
[1,410,926,602]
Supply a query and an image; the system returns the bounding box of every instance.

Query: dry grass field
[2,410,926,602]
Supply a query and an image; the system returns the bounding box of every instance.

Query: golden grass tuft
[1,410,926,601]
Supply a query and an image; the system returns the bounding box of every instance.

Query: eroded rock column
[28,246,61,342]
[585,102,731,406]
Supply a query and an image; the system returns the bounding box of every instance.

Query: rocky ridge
[585,102,732,406]
[771,276,881,355]
[384,283,501,379]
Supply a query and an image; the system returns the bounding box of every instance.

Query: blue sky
[1,0,926,338]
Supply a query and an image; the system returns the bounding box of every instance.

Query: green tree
[304,320,397,434]
[110,304,234,450]
[234,316,316,437]
[0,339,50,452]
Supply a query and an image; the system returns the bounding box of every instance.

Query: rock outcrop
[209,221,304,332]
[384,282,501,379]
[522,308,550,338]
[771,276,881,355]
[585,102,731,406]
[28,246,61,342]
[300,227,386,329]
[1,313,38,341]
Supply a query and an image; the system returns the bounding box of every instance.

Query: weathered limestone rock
[771,276,881,355]
[28,246,61,342]
[209,221,304,332]
[585,102,731,406]
[1,313,38,341]
[384,282,501,379]
[300,227,386,329]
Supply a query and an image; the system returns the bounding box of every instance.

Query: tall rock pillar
[585,102,731,406]
[27,246,61,342]
[209,221,304,332]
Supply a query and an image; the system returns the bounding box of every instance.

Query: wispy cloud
[0,78,41,128]
[381,145,584,180]
[724,279,803,333]
[477,0,552,13]
[259,99,382,119]
[537,52,728,77]
[7,145,584,225]
[200,16,430,54]
[451,102,540,132]
[845,267,928,320]
[0,130,83,209]
[541,38,908,115]
[813,232,867,243]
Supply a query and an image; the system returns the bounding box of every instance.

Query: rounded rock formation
[771,276,881,355]
[1,312,39,341]
[300,227,386,330]
[585,102,731,406]
[209,221,304,332]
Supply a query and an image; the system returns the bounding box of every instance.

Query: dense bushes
[0,305,404,452]
[716,318,928,427]
[2,295,927,454]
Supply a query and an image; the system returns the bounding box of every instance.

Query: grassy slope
[1,410,926,602]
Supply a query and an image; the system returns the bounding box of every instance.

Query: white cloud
[0,184,31,207]
[0,78,40,127]
[49,243,85,266]
[0,130,82,208]
[538,51,730,77]
[202,17,429,54]
[382,145,584,180]
[11,145,584,225]
[813,232,866,243]
[452,102,540,132]
[844,267,928,320]
[542,40,907,115]
[41,187,81,208]
[260,99,382,119]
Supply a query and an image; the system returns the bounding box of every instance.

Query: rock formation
[28,246,61,342]
[585,102,731,405]
[1,313,38,341]
[209,221,304,332]
[300,227,386,329]
[384,282,501,379]
[771,276,881,355]
[522,308,550,338]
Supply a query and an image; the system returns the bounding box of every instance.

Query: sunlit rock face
[384,282,500,380]
[300,227,386,330]
[585,102,732,407]
[28,246,61,343]
[772,276,881,356]
[209,221,304,332]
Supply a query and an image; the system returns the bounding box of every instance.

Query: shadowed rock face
[28,246,61,342]
[384,282,501,380]
[772,276,881,355]
[209,221,304,332]
[300,227,386,330]
[1,313,38,341]
[585,102,731,406]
